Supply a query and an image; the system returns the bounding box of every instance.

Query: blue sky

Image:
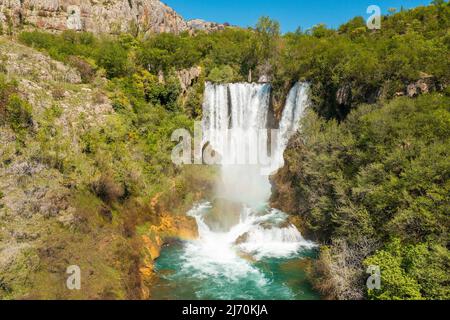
[163,0,433,32]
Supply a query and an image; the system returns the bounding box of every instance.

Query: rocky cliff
[0,0,224,35]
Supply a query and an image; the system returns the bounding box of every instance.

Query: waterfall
[272,82,310,171]
[202,82,310,206]
[202,82,273,206]
[190,81,315,261]
[151,82,317,300]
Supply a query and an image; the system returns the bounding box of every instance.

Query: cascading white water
[202,82,310,204]
[271,82,310,171]
[151,82,318,300]
[202,83,273,205]
[192,82,314,262]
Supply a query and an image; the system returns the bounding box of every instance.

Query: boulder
[204,198,243,232]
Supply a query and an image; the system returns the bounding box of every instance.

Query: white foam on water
[181,203,268,284]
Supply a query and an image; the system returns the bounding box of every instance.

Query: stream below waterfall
[150,82,320,300]
[150,203,320,300]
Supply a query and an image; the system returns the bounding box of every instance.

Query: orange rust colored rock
[139,212,198,290]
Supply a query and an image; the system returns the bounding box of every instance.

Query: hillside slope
[0,36,210,299]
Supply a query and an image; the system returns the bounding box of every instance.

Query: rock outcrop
[187,19,226,33]
[0,0,225,35]
[336,83,351,105]
[176,66,201,93]
[139,212,198,299]
[406,73,437,98]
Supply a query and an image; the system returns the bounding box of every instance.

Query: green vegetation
[365,239,449,300]
[4,1,449,300]
[0,75,33,135]
[276,94,449,299]
[19,3,449,119]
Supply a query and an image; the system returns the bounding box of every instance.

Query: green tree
[207,65,238,83]
[96,41,130,78]
[255,16,281,61]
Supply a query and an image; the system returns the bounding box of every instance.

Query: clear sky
[163,0,433,33]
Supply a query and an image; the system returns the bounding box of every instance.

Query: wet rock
[140,212,199,296]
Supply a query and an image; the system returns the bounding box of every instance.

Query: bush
[137,33,201,73]
[5,95,33,131]
[92,172,125,204]
[96,41,130,79]
[51,87,66,100]
[0,75,16,111]
[67,56,96,83]
[0,76,33,133]
[364,243,423,300]
[363,239,450,300]
[19,31,58,50]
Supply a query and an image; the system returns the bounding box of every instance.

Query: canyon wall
[0,0,224,35]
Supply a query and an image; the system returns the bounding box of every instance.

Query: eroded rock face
[139,213,198,298]
[0,0,207,35]
[176,66,201,93]
[187,19,226,33]
[336,83,351,105]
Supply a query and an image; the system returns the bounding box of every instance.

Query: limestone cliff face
[0,0,223,35]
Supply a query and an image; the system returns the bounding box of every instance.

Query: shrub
[51,87,66,100]
[0,54,7,74]
[67,56,96,83]
[0,76,33,133]
[5,95,33,131]
[19,31,58,50]
[0,75,16,112]
[96,41,130,79]
[92,172,125,204]
[364,246,423,300]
